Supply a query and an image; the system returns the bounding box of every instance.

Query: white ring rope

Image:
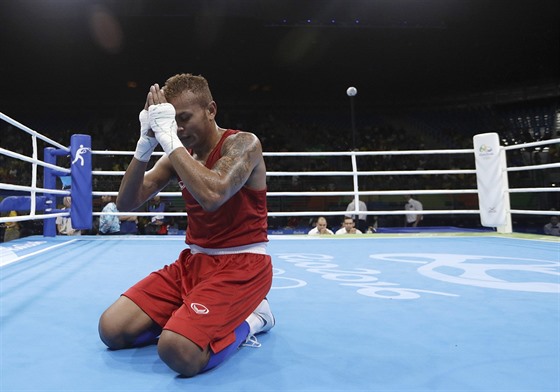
[92,170,126,176]
[91,150,162,156]
[91,211,187,217]
[0,148,71,173]
[506,162,560,172]
[91,210,482,218]
[90,138,560,221]
[0,183,69,195]
[267,189,480,196]
[30,132,38,216]
[0,112,72,223]
[92,169,479,177]
[502,138,559,150]
[263,149,475,156]
[0,212,69,224]
[267,169,477,176]
[509,187,560,193]
[0,112,69,151]
[510,209,560,216]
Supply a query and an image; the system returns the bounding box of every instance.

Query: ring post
[497,145,513,233]
[43,147,57,237]
[350,95,356,150]
[473,132,512,233]
[70,134,92,230]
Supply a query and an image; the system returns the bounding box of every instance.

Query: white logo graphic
[274,253,455,300]
[0,241,51,267]
[190,303,209,314]
[71,144,91,166]
[370,253,560,293]
[272,267,307,289]
[274,252,559,300]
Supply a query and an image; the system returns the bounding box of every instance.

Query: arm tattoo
[216,133,259,189]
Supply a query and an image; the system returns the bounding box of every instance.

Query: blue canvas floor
[1,233,559,392]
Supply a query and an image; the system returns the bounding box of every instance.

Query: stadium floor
[1,233,559,392]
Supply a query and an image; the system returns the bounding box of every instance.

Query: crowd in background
[1,95,558,240]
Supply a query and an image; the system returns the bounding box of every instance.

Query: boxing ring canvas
[1,233,558,392]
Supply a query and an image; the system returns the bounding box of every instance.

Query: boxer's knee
[158,330,210,377]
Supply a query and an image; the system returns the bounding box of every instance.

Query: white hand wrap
[133,109,159,162]
[149,103,183,156]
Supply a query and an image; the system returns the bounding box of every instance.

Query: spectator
[3,210,21,242]
[308,216,334,235]
[335,217,363,234]
[345,198,368,233]
[145,195,167,235]
[543,215,560,236]
[119,215,138,234]
[99,195,120,235]
[56,197,81,235]
[403,195,423,227]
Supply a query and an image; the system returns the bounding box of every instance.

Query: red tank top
[180,129,268,248]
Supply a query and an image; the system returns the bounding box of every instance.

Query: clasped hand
[146,84,177,136]
[134,84,182,161]
[145,84,182,156]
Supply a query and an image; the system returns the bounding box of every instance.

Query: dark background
[1,0,558,122]
[0,0,558,234]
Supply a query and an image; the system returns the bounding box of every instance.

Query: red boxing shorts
[123,248,273,353]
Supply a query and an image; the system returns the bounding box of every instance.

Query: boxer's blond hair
[163,73,213,108]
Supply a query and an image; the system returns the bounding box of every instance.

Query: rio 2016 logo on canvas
[272,253,559,300]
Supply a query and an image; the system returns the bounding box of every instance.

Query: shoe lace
[242,334,262,348]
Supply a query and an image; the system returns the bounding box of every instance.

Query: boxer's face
[169,90,216,149]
